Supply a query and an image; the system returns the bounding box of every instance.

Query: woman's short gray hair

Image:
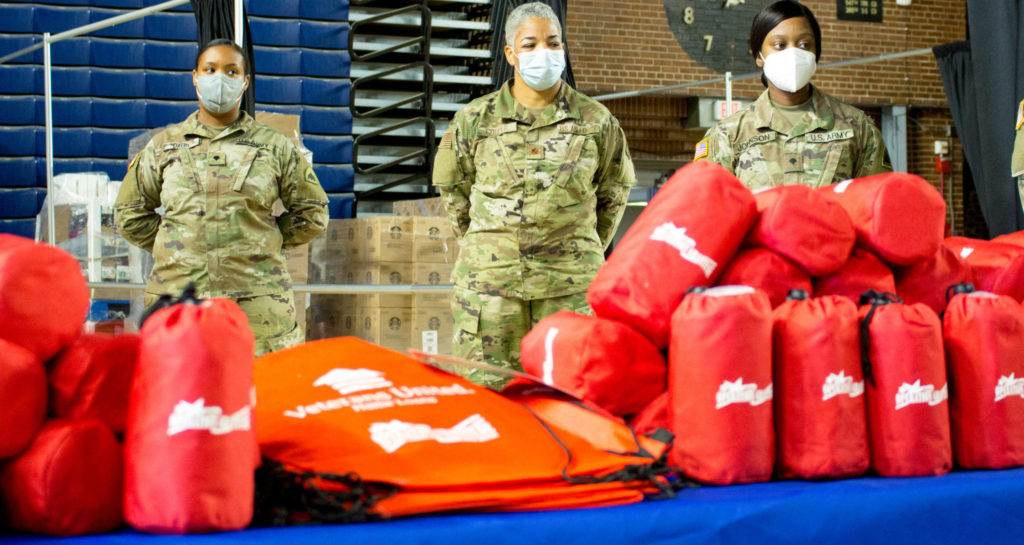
[504,2,561,49]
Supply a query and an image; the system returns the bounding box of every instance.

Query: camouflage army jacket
[433,81,637,300]
[114,111,328,298]
[698,86,891,190]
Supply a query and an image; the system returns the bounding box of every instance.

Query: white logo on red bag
[166,398,251,436]
[822,371,865,401]
[959,247,975,259]
[649,222,718,278]
[314,368,393,395]
[894,380,948,410]
[541,327,559,386]
[995,373,1024,402]
[833,179,854,193]
[369,413,499,453]
[715,378,773,409]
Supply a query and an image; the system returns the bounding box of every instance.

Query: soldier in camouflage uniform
[1013,98,1024,213]
[697,1,890,190]
[115,40,328,356]
[433,2,636,388]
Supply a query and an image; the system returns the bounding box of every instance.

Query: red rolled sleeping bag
[0,418,123,536]
[0,234,89,362]
[745,184,856,275]
[668,285,774,484]
[772,291,869,480]
[124,298,257,534]
[894,244,974,315]
[820,172,946,266]
[992,230,1024,248]
[0,338,46,459]
[859,291,951,477]
[813,248,895,302]
[587,161,757,348]
[48,333,140,435]
[943,287,1024,469]
[628,390,669,437]
[520,311,665,416]
[716,247,812,308]
[942,237,1024,301]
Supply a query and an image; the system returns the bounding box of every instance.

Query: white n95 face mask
[760,48,817,93]
[195,73,247,114]
[516,48,566,91]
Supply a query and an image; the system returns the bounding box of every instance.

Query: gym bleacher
[0,0,357,237]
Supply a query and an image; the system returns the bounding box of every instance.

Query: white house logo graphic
[715,378,773,410]
[894,380,948,410]
[369,414,499,453]
[649,222,718,278]
[314,368,393,395]
[995,373,1024,402]
[822,371,865,401]
[541,327,560,386]
[166,398,251,436]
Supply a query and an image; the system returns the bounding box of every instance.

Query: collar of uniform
[493,80,579,125]
[182,110,253,141]
[752,85,834,137]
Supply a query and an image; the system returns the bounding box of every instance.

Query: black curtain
[191,0,256,116]
[934,2,1024,237]
[489,0,576,90]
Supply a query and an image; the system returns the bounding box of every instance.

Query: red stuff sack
[943,287,1024,469]
[813,248,895,302]
[0,418,123,536]
[859,291,952,477]
[629,391,670,437]
[0,235,89,362]
[48,333,140,435]
[772,291,869,479]
[745,184,856,275]
[0,338,46,459]
[519,311,665,416]
[942,237,1024,301]
[894,244,974,315]
[668,286,774,484]
[716,247,812,308]
[587,161,757,348]
[124,298,256,534]
[992,230,1024,248]
[820,173,946,266]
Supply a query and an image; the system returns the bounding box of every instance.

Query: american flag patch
[694,138,708,160]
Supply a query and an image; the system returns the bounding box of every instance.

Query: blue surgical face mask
[515,47,566,91]
[195,73,247,114]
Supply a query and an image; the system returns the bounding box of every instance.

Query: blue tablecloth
[5,468,1024,544]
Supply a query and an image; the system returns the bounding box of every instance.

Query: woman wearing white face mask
[697,1,891,190]
[432,2,637,388]
[115,39,329,357]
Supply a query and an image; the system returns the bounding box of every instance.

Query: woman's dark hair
[749,1,821,86]
[194,38,248,75]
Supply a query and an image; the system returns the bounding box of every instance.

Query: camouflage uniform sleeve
[699,123,736,173]
[594,118,636,249]
[432,112,473,237]
[855,117,893,177]
[277,144,329,248]
[114,143,162,253]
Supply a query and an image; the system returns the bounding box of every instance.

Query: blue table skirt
[5,467,1024,544]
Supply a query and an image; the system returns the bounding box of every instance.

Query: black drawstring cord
[858,290,903,388]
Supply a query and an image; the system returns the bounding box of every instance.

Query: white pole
[725,71,733,105]
[43,32,55,246]
[234,0,244,48]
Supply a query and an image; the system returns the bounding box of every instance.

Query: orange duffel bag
[252,338,677,523]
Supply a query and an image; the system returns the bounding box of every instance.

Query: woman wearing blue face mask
[432,2,637,388]
[697,0,891,190]
[114,39,329,357]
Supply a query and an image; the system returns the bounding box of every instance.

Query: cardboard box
[356,261,415,308]
[412,261,454,306]
[362,217,414,262]
[355,305,412,353]
[310,218,362,263]
[306,294,356,340]
[411,299,453,355]
[393,197,445,217]
[412,217,459,263]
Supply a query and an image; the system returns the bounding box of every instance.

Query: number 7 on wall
[703,34,713,52]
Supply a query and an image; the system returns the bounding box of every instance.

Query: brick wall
[567,0,976,232]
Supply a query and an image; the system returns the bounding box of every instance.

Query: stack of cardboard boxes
[307,200,457,354]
